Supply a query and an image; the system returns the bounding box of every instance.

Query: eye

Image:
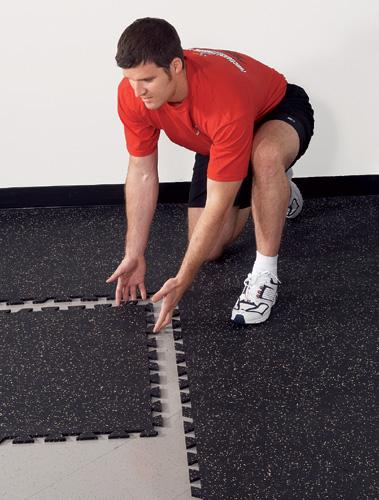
[144,78,154,82]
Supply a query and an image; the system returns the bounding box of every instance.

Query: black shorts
[188,83,315,209]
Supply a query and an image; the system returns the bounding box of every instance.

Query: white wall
[0,0,378,188]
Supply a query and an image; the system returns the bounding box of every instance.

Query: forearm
[177,207,225,284]
[124,154,159,257]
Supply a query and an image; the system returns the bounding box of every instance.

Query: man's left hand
[151,276,188,332]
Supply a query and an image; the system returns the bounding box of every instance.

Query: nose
[133,81,146,97]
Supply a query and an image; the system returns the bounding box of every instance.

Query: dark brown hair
[115,18,184,70]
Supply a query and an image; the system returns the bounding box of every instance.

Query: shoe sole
[287,180,303,219]
[231,311,272,325]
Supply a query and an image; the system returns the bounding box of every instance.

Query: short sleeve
[207,118,254,181]
[118,83,160,157]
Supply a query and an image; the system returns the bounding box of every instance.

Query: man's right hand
[106,255,147,305]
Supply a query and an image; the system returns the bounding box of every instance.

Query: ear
[171,57,184,74]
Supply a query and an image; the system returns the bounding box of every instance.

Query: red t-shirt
[118,48,287,181]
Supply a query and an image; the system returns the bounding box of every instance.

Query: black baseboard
[0,176,377,209]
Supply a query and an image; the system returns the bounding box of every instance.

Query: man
[107,17,314,332]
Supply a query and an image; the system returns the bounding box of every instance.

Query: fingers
[116,282,128,306]
[130,285,137,302]
[151,279,174,303]
[154,306,173,333]
[151,278,179,332]
[106,257,134,284]
[151,290,163,303]
[115,279,147,306]
[139,283,147,301]
[122,284,129,303]
[106,265,123,284]
[107,260,147,303]
[115,280,122,306]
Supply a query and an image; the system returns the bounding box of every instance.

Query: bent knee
[204,247,224,262]
[186,236,224,262]
[252,145,285,177]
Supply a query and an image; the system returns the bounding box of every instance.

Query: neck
[168,70,188,103]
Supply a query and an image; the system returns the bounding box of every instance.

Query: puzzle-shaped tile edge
[1,288,169,305]
[0,294,115,305]
[173,310,202,499]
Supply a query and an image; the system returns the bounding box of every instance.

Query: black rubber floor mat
[0,204,187,302]
[0,304,159,443]
[178,195,378,499]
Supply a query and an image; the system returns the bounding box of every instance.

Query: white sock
[252,251,278,276]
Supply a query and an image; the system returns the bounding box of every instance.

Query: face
[123,60,180,110]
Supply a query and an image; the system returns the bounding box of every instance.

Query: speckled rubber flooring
[0,304,156,443]
[0,204,187,302]
[0,196,378,499]
[179,195,379,499]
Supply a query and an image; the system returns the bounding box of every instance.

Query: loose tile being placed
[0,304,160,443]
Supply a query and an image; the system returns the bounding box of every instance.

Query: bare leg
[187,119,298,261]
[188,206,250,261]
[251,120,300,256]
[230,120,301,324]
